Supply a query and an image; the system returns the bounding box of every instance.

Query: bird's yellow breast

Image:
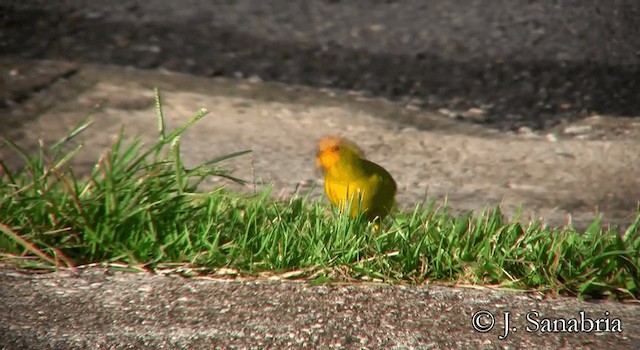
[316,136,396,221]
[323,159,396,220]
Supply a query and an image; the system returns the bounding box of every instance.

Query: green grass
[1,90,638,300]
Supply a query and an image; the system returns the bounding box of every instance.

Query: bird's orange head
[316,136,364,171]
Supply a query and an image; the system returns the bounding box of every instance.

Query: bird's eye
[332,145,340,152]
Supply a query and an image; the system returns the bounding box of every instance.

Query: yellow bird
[316,136,397,221]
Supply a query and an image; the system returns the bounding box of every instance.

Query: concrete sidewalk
[1,267,639,349]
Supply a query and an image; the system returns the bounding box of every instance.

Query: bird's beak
[316,151,324,170]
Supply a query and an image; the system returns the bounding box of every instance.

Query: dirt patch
[1,60,639,230]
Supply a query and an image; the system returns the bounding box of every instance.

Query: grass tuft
[0,90,638,300]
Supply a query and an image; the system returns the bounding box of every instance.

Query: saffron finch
[316,136,397,221]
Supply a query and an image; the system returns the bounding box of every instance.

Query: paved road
[2,0,639,130]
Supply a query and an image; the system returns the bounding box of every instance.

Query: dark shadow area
[1,3,639,131]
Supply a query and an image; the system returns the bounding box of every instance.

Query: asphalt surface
[2,0,640,131]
